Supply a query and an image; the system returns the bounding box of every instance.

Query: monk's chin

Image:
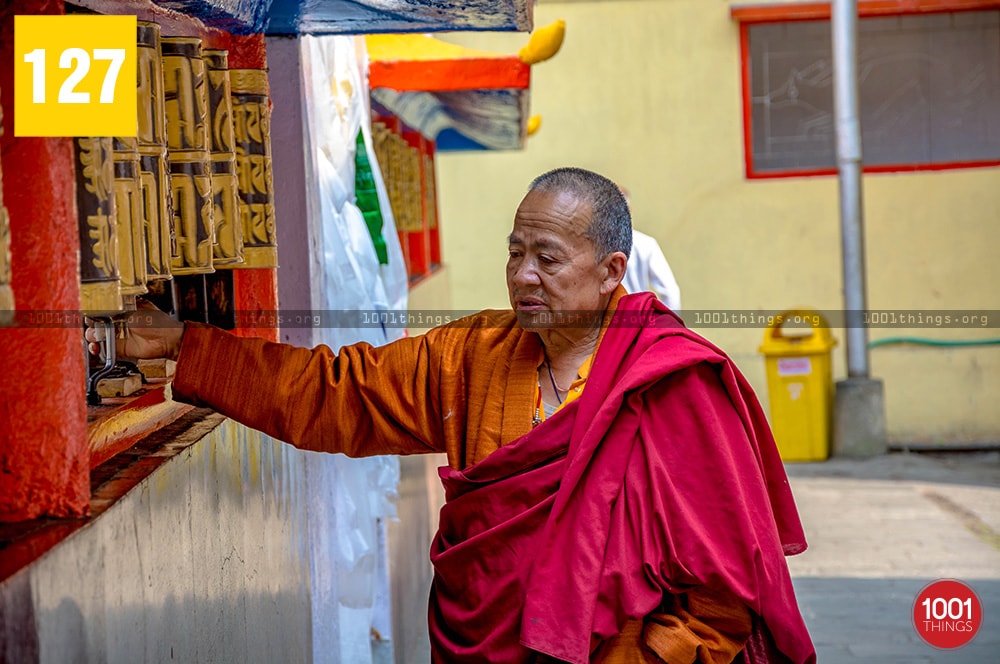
[514,309,554,330]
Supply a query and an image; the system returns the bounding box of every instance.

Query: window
[736,6,1000,178]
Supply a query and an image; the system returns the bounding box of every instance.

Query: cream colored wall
[406,266,454,334]
[435,0,1000,444]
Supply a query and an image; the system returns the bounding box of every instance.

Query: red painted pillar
[227,33,278,342]
[0,0,90,522]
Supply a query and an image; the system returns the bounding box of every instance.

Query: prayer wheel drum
[75,137,123,315]
[162,36,215,275]
[112,137,148,297]
[203,50,244,267]
[136,21,174,281]
[229,68,278,268]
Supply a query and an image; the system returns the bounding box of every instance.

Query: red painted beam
[369,57,531,92]
[0,0,90,522]
[731,0,1000,22]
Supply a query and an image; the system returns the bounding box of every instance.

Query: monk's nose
[510,260,541,287]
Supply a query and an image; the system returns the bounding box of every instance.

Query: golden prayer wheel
[203,50,244,266]
[0,97,13,326]
[137,21,167,147]
[162,37,215,275]
[423,153,438,230]
[138,146,174,280]
[136,21,174,281]
[229,68,277,268]
[75,137,122,315]
[112,137,148,297]
[406,140,421,232]
[168,151,214,274]
[392,135,421,233]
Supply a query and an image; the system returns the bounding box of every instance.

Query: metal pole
[832,0,870,378]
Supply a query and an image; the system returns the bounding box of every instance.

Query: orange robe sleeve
[172,322,451,458]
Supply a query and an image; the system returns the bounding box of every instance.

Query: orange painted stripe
[369,57,531,92]
[731,0,1000,22]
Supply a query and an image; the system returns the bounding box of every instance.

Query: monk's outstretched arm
[172,323,447,457]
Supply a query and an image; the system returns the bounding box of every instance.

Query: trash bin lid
[758,308,837,356]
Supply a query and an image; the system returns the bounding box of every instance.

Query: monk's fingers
[84,324,105,344]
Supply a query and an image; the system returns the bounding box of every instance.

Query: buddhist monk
[90,167,815,663]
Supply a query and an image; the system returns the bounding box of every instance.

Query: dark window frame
[734,1,1000,179]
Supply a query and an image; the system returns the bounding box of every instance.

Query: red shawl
[429,293,815,663]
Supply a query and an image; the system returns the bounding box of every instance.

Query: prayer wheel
[136,20,174,281]
[229,68,277,268]
[167,151,214,273]
[138,147,174,280]
[112,137,148,297]
[0,99,12,326]
[403,138,421,233]
[203,50,244,266]
[423,152,438,232]
[75,137,122,315]
[162,36,215,275]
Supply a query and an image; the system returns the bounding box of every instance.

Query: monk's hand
[84,299,185,361]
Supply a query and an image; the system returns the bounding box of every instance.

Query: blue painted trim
[435,129,489,152]
[154,0,273,34]
[264,0,531,35]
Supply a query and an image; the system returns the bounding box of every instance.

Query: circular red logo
[912,579,983,649]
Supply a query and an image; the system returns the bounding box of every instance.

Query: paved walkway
[784,451,1000,663]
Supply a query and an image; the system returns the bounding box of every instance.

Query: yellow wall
[435,0,1000,444]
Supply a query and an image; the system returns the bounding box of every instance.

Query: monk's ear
[600,251,628,294]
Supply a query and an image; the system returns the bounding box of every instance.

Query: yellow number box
[14,15,137,137]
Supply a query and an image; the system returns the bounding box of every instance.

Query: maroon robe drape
[429,293,815,664]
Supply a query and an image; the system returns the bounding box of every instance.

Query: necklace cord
[546,361,566,405]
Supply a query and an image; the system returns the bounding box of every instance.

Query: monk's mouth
[516,300,547,311]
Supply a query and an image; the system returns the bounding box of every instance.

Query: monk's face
[507,188,620,329]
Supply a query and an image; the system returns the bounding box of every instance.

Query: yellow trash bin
[758,309,837,462]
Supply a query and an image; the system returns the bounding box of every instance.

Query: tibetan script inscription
[230,69,277,268]
[76,137,122,314]
[204,49,243,266]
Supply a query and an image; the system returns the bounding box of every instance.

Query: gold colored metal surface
[136,21,173,281]
[403,139,420,232]
[162,37,215,275]
[203,50,244,267]
[161,37,209,152]
[112,137,148,296]
[0,96,13,325]
[229,69,277,268]
[168,151,215,274]
[371,125,425,233]
[137,21,167,148]
[423,153,438,230]
[139,146,174,280]
[80,281,122,314]
[76,137,122,315]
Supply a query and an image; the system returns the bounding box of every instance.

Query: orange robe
[172,288,752,662]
